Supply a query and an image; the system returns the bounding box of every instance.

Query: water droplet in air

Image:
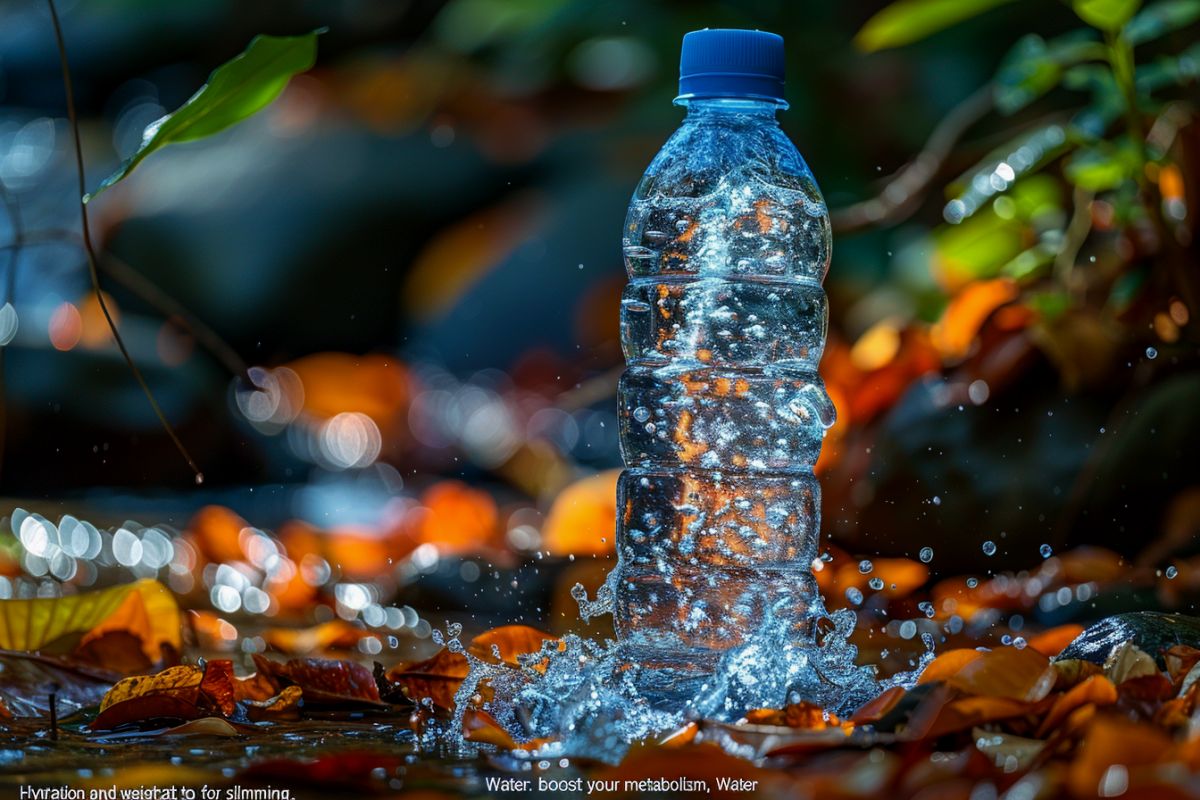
[1166,565,1178,579]
[1039,544,1053,558]
[858,559,873,574]
[918,601,935,618]
[632,406,650,422]
[982,541,996,556]
[1012,637,1027,650]
[919,547,934,563]
[845,587,863,605]
[966,577,979,588]
[1146,347,1158,359]
[899,620,917,639]
[868,577,884,591]
[194,473,205,485]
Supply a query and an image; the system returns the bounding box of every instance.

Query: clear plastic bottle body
[616,98,834,672]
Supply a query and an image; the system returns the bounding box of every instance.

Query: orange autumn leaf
[931,278,1019,361]
[925,695,1039,738]
[947,647,1056,702]
[1026,624,1085,658]
[389,625,554,710]
[1068,714,1174,798]
[262,620,369,654]
[285,352,409,424]
[831,557,929,601]
[918,648,984,685]
[462,708,552,750]
[1036,674,1118,738]
[187,505,250,564]
[849,685,906,725]
[413,481,500,553]
[542,470,620,557]
[468,625,556,666]
[745,702,846,731]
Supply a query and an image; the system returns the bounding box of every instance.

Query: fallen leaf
[252,654,382,706]
[0,650,118,717]
[198,659,237,717]
[1067,714,1174,798]
[262,620,368,654]
[0,579,181,663]
[1104,642,1159,684]
[542,470,620,557]
[917,648,983,685]
[158,717,241,737]
[1050,658,1103,690]
[462,707,552,750]
[744,702,843,730]
[1025,624,1085,658]
[1036,674,1118,737]
[972,726,1045,772]
[925,695,1040,738]
[948,647,1057,702]
[245,684,303,721]
[849,685,906,725]
[71,631,154,674]
[467,625,556,666]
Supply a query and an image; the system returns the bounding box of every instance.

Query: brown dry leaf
[198,659,237,717]
[0,579,181,663]
[252,654,382,706]
[92,660,237,730]
[388,625,555,710]
[386,648,469,711]
[925,695,1040,738]
[917,648,982,685]
[262,620,368,654]
[71,631,154,674]
[1036,674,1118,737]
[971,726,1045,772]
[1104,641,1159,684]
[542,470,620,557]
[246,685,303,721]
[1164,645,1200,685]
[947,647,1056,702]
[462,707,552,750]
[0,650,119,718]
[744,702,843,730]
[1051,658,1103,690]
[235,669,281,703]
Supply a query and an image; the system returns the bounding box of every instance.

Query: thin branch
[830,84,995,236]
[47,0,204,484]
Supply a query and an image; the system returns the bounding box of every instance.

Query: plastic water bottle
[616,29,835,695]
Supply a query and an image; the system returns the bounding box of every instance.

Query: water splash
[434,574,933,763]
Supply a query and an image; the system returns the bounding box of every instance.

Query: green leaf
[86,30,324,202]
[1064,141,1140,190]
[1073,0,1143,31]
[995,32,1104,115]
[1126,0,1200,44]
[854,0,1015,52]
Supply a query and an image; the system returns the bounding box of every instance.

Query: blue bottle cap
[677,28,786,103]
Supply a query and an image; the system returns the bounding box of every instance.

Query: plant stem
[47,0,204,484]
[1106,30,1147,180]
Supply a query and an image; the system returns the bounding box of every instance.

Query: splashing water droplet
[919,547,934,563]
[1012,637,1027,650]
[966,577,979,588]
[845,587,863,605]
[1146,347,1158,359]
[1039,543,1053,559]
[982,541,996,556]
[1166,565,1178,579]
[868,577,884,591]
[858,559,873,574]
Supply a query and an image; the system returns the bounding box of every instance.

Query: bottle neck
[677,96,784,121]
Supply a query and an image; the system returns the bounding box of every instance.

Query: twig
[47,0,204,484]
[830,84,995,235]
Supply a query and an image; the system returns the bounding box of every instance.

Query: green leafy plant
[87,29,325,202]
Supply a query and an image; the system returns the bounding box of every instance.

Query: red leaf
[252,654,381,706]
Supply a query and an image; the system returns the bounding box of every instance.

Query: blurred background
[0,0,1198,657]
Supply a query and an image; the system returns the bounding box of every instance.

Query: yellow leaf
[99,665,203,713]
[0,579,181,663]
